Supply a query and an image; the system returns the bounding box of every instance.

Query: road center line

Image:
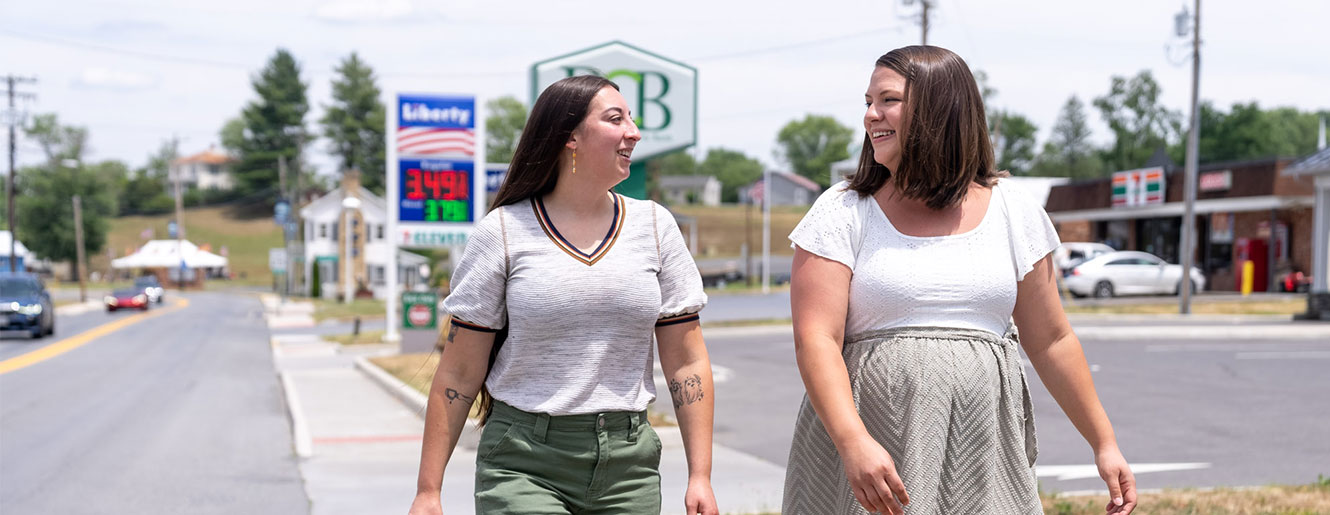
[0,298,191,375]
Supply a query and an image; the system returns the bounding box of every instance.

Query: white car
[1062,251,1206,298]
[1054,242,1116,272]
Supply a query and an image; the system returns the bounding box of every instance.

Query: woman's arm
[791,248,909,515]
[408,322,496,515]
[656,319,719,515]
[1013,255,1136,514]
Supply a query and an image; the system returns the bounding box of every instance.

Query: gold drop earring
[572,150,577,174]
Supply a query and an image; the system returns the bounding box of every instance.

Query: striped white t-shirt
[442,193,707,415]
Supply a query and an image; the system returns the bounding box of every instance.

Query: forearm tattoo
[668,374,705,409]
[444,388,474,405]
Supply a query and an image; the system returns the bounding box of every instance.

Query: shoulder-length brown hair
[490,75,620,210]
[847,45,1002,210]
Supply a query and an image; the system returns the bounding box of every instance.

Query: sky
[2,0,1327,177]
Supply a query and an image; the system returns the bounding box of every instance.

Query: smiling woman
[409,76,720,515]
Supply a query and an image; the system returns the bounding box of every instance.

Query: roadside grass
[311,297,386,322]
[322,330,386,345]
[369,352,440,397]
[1062,297,1306,316]
[669,204,808,258]
[97,204,283,287]
[705,282,792,295]
[1041,479,1330,514]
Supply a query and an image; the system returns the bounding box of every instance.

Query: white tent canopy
[112,240,228,269]
[0,231,34,259]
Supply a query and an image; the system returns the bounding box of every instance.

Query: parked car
[105,289,150,312]
[134,275,164,304]
[1054,242,1116,274]
[1062,251,1206,298]
[0,272,56,339]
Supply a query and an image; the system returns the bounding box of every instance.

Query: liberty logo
[562,67,672,131]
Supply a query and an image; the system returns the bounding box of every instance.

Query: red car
[105,289,150,312]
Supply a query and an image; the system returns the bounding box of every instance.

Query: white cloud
[312,0,433,23]
[71,68,158,91]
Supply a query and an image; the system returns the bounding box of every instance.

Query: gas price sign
[399,159,474,223]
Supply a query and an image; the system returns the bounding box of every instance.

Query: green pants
[475,400,663,514]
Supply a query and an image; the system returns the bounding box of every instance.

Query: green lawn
[311,297,387,322]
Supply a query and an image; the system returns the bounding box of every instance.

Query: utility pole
[72,195,86,302]
[278,154,290,301]
[1178,0,1201,314]
[5,75,36,273]
[902,0,933,45]
[167,136,187,290]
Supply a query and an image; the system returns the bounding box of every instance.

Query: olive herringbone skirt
[783,327,1041,515]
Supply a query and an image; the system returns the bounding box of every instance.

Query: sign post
[532,41,697,200]
[386,93,486,345]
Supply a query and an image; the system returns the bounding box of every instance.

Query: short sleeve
[1000,179,1062,280]
[653,202,707,326]
[787,181,864,270]
[440,209,507,331]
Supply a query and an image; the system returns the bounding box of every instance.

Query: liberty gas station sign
[532,41,697,199]
[387,94,486,248]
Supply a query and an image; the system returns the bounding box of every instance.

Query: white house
[300,174,428,300]
[658,175,722,206]
[170,146,237,191]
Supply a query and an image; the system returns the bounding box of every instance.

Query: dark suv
[0,273,55,339]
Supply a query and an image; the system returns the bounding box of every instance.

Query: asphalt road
[701,324,1330,493]
[0,292,308,514]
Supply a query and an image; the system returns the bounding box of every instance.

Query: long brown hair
[490,75,620,210]
[847,45,1002,210]
[474,75,619,425]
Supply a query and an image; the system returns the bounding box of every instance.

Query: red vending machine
[1234,238,1268,292]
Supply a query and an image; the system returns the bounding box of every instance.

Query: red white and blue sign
[388,93,485,249]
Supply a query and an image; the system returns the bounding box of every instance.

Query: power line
[690,27,900,62]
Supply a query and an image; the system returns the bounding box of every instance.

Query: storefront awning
[1048,195,1314,223]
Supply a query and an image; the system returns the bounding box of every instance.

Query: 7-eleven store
[1044,158,1317,292]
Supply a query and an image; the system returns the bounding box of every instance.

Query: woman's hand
[1095,446,1137,514]
[407,491,443,515]
[683,476,719,515]
[840,435,909,515]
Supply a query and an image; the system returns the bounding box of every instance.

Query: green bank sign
[531,41,698,162]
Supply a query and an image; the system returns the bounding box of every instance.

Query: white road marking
[1236,351,1330,360]
[1037,462,1210,481]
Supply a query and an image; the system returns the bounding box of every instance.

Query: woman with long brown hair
[409,75,719,515]
[782,46,1136,515]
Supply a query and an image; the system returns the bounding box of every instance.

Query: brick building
[1045,158,1316,292]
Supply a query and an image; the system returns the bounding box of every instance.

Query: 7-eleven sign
[1111,167,1165,207]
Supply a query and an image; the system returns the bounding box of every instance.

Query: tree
[118,140,176,215]
[485,96,527,164]
[1093,70,1182,172]
[992,112,1038,175]
[15,115,121,279]
[321,52,387,194]
[220,117,245,156]
[776,115,853,187]
[649,149,698,176]
[234,49,310,196]
[698,148,763,203]
[1184,102,1326,164]
[1030,96,1105,180]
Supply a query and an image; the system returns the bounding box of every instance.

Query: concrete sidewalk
[265,295,786,515]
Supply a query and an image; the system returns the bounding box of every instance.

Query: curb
[354,356,483,441]
[55,299,104,316]
[354,355,428,414]
[278,371,313,458]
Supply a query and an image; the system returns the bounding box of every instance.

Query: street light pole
[1179,0,1201,314]
[342,196,361,304]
